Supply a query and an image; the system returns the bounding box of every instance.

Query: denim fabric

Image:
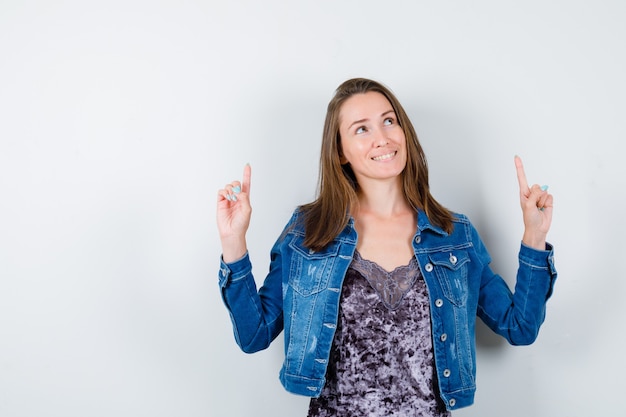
[218,208,557,411]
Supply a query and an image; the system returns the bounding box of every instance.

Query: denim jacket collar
[417,210,449,236]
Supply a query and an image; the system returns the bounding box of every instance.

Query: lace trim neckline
[350,250,420,310]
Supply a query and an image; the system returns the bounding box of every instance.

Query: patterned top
[307,251,450,417]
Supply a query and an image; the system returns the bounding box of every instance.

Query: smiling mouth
[372,151,397,161]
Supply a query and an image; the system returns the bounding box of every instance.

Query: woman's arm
[476,156,557,344]
[216,164,285,353]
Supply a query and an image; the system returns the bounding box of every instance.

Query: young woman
[216,78,556,416]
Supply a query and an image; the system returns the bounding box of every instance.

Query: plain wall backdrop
[1,1,625,416]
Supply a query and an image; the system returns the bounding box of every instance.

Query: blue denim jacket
[218,208,557,410]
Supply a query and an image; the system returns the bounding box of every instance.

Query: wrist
[522,231,547,251]
[220,236,248,263]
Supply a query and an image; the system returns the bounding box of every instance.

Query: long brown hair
[299,78,454,250]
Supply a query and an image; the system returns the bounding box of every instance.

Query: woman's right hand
[217,164,252,263]
[514,156,553,250]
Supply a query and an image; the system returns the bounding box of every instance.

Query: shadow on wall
[475,318,506,349]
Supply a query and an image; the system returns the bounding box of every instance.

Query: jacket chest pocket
[288,235,340,296]
[428,250,470,306]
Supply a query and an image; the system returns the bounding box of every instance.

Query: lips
[372,151,397,161]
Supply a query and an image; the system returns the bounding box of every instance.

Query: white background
[1,1,625,416]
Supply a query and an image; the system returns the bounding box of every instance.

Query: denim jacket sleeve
[473,223,558,345]
[218,223,291,353]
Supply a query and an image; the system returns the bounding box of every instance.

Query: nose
[374,129,388,147]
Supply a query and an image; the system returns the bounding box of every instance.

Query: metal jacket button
[424,263,433,272]
[435,299,444,307]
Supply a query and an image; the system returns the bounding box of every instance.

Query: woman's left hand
[515,155,553,250]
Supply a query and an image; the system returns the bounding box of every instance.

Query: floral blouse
[307,251,450,417]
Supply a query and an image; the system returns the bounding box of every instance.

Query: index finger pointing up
[242,163,251,194]
[514,155,530,196]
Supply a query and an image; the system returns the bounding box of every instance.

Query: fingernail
[540,185,549,191]
[231,194,237,201]
[225,194,232,201]
[232,185,241,194]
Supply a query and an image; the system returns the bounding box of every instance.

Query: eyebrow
[347,109,396,130]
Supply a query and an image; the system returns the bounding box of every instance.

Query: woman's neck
[354,177,412,219]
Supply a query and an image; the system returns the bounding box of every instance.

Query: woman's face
[338,91,407,185]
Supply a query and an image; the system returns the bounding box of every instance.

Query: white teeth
[372,152,396,161]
